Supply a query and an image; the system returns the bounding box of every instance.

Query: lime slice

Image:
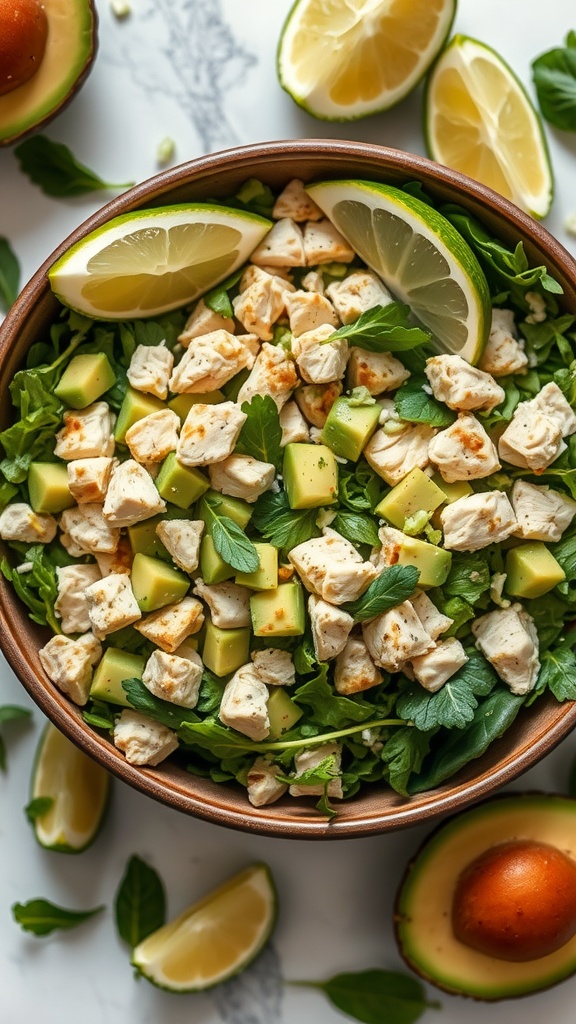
[277,0,456,120]
[307,179,491,363]
[48,204,272,319]
[30,723,111,853]
[132,864,277,992]
[425,35,554,218]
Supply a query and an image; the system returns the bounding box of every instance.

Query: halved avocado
[395,794,576,1000]
[0,0,97,145]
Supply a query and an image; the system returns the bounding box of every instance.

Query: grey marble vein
[212,943,284,1024]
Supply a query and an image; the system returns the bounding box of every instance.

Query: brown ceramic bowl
[1,140,576,839]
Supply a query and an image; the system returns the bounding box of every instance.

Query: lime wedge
[277,0,456,120]
[132,864,277,992]
[30,723,110,853]
[307,179,491,363]
[48,204,272,319]
[425,35,554,218]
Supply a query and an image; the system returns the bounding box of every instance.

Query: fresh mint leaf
[327,303,431,353]
[381,727,436,798]
[25,797,54,824]
[396,650,497,731]
[12,899,104,936]
[114,855,166,948]
[236,394,283,471]
[251,489,320,550]
[203,496,260,573]
[394,376,455,427]
[332,511,380,547]
[532,31,576,132]
[443,552,491,605]
[203,269,243,319]
[295,969,439,1024]
[0,704,32,772]
[294,665,380,728]
[122,677,200,731]
[0,237,20,313]
[342,565,420,622]
[14,136,133,198]
[538,646,576,701]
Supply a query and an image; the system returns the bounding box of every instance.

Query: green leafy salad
[2,175,576,820]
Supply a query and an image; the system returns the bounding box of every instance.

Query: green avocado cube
[55,353,116,410]
[127,506,193,561]
[320,396,380,461]
[283,443,338,510]
[267,687,303,740]
[197,491,253,533]
[394,534,452,588]
[28,462,75,514]
[505,542,566,599]
[375,468,446,529]
[156,452,210,509]
[114,387,165,443]
[199,534,235,584]
[168,391,225,422]
[431,473,474,504]
[250,582,305,637]
[131,553,190,612]
[235,543,278,591]
[202,620,250,677]
[90,648,145,706]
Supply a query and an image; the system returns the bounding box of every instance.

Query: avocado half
[394,794,576,1001]
[0,0,97,145]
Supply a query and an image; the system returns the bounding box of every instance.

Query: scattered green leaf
[292,968,439,1024]
[532,31,576,132]
[236,394,283,471]
[251,488,320,550]
[14,136,133,198]
[394,376,455,427]
[0,237,20,313]
[25,796,54,824]
[327,303,431,353]
[12,899,104,936]
[342,565,420,622]
[114,854,166,948]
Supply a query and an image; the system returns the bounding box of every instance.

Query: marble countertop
[1,1,576,1021]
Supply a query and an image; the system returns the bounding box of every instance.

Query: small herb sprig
[325,303,432,353]
[290,968,440,1024]
[12,899,104,937]
[115,855,166,949]
[14,136,134,198]
[532,31,576,132]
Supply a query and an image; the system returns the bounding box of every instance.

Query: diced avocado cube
[283,443,338,510]
[393,534,452,588]
[375,468,446,529]
[28,462,75,514]
[127,505,195,561]
[168,391,225,421]
[199,534,235,584]
[197,490,253,533]
[156,452,210,509]
[131,553,190,612]
[321,396,380,461]
[250,582,305,637]
[114,387,165,443]
[505,542,566,599]
[431,473,474,504]
[267,687,303,740]
[202,620,250,677]
[55,353,116,410]
[90,648,145,706]
[236,543,278,591]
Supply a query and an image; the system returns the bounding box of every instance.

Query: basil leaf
[236,394,283,471]
[342,565,420,622]
[532,31,576,132]
[114,855,166,948]
[202,496,260,573]
[396,650,497,731]
[299,969,439,1024]
[327,303,431,353]
[12,899,104,936]
[537,646,576,701]
[0,237,20,313]
[25,796,54,824]
[394,376,455,427]
[0,704,32,772]
[122,677,200,730]
[251,489,320,550]
[332,511,380,547]
[14,136,133,198]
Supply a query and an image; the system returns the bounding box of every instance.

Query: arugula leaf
[331,511,380,547]
[202,495,260,573]
[114,855,166,948]
[396,650,497,731]
[1,545,60,631]
[0,704,32,771]
[25,797,54,824]
[537,646,576,701]
[276,754,340,819]
[82,699,116,733]
[550,526,576,602]
[122,677,200,730]
[394,376,455,427]
[14,136,133,198]
[338,460,384,513]
[443,552,491,605]
[12,899,104,936]
[532,31,576,132]
[294,665,381,728]
[525,593,571,651]
[326,303,431,352]
[555,360,576,404]
[251,488,320,550]
[539,435,576,500]
[0,237,20,313]
[521,314,576,367]
[342,565,420,622]
[295,969,439,1024]
[195,669,226,714]
[235,394,283,471]
[203,269,243,319]
[380,727,436,798]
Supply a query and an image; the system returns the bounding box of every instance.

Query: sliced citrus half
[425,35,554,218]
[48,204,272,319]
[132,864,277,992]
[30,723,111,853]
[307,179,491,363]
[277,0,456,120]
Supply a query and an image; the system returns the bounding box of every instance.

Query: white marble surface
[1,1,576,1021]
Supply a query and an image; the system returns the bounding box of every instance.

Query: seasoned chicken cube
[302,219,355,265]
[247,757,288,807]
[177,401,246,466]
[60,503,120,554]
[233,267,291,342]
[279,400,310,445]
[411,591,453,640]
[347,347,410,395]
[301,270,325,294]
[251,648,296,687]
[326,270,393,325]
[294,381,342,427]
[510,479,576,542]
[289,742,343,798]
[533,382,576,435]
[441,491,517,551]
[0,502,56,544]
[272,179,323,222]
[428,413,500,482]
[135,596,205,652]
[155,519,204,573]
[67,457,116,504]
[39,632,102,706]
[219,664,270,741]
[409,637,469,693]
[55,563,101,634]
[169,330,254,393]
[424,354,505,413]
[177,298,235,347]
[285,290,339,337]
[85,573,141,639]
[125,409,180,464]
[472,604,540,695]
[289,527,378,605]
[292,323,348,384]
[250,218,306,268]
[142,649,203,708]
[525,291,547,323]
[236,342,298,410]
[363,600,435,672]
[95,535,133,576]
[54,402,115,460]
[103,460,165,526]
[113,710,179,766]
[479,309,528,377]
[127,343,174,398]
[334,635,383,695]
[209,454,275,504]
[364,423,435,485]
[193,579,251,629]
[308,594,354,661]
[499,383,576,472]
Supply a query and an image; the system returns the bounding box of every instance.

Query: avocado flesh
[395,794,576,1000]
[168,391,224,421]
[236,543,278,591]
[90,649,145,706]
[320,397,380,461]
[505,542,565,599]
[267,687,303,740]
[202,620,250,677]
[283,443,338,510]
[250,582,305,637]
[55,353,115,409]
[199,534,235,585]
[28,461,75,513]
[391,534,451,588]
[114,387,164,443]
[375,468,445,529]
[130,553,189,612]
[156,452,210,509]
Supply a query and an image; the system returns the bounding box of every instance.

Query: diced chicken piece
[472,604,540,695]
[60,503,120,554]
[308,594,354,661]
[247,757,288,807]
[510,479,576,542]
[209,454,275,503]
[55,563,101,633]
[428,413,500,483]
[233,267,291,342]
[302,219,355,265]
[193,579,251,628]
[135,596,205,652]
[0,502,56,544]
[95,535,133,576]
[272,179,323,222]
[479,309,528,377]
[347,347,410,396]
[126,343,174,398]
[67,457,116,504]
[289,742,343,798]
[411,590,453,640]
[103,460,165,526]
[236,343,298,410]
[54,402,115,460]
[525,290,547,323]
[250,218,306,268]
[364,423,435,485]
[156,519,204,573]
[424,354,505,413]
[409,637,469,693]
[301,270,324,294]
[85,573,141,639]
[39,632,101,706]
[498,382,576,472]
[334,634,383,695]
[369,525,407,572]
[239,264,294,295]
[169,330,254,393]
[251,648,296,687]
[441,491,517,552]
[172,640,200,661]
[363,600,435,672]
[142,648,203,708]
[219,664,270,741]
[176,401,246,467]
[533,382,576,435]
[294,381,342,427]
[177,299,235,347]
[292,323,348,385]
[125,409,180,464]
[236,333,261,359]
[290,527,378,605]
[326,270,393,325]
[113,709,179,766]
[285,290,339,337]
[279,400,310,445]
[490,572,511,609]
[60,532,90,558]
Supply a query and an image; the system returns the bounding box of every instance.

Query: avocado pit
[0,0,48,96]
